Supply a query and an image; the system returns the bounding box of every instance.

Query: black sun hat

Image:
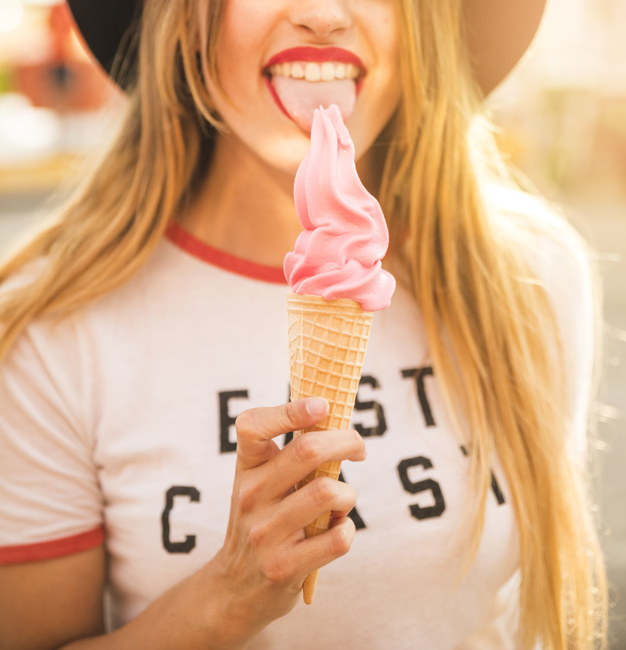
[67,0,547,96]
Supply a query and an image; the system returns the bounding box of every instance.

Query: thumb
[235,397,329,470]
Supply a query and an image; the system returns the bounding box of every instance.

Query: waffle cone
[287,293,372,604]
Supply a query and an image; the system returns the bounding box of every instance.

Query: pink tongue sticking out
[271,76,356,132]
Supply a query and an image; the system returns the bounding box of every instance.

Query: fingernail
[305,397,329,418]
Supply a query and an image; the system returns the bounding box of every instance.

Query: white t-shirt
[0,208,594,649]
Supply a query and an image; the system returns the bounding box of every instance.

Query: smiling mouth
[266,61,361,83]
[263,48,366,132]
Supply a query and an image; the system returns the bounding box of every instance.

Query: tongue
[271,77,356,132]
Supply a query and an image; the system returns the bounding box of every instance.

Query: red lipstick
[264,47,366,72]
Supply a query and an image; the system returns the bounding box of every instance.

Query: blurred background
[0,0,624,645]
[490,2,626,644]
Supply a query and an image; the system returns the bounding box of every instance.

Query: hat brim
[67,0,547,96]
[463,0,548,95]
[67,0,142,90]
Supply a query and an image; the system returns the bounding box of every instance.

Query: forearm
[61,556,256,650]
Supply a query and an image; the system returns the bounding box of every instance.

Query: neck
[179,131,381,267]
[179,133,302,267]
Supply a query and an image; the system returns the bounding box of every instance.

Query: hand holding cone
[287,294,372,603]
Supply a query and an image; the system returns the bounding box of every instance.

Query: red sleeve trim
[165,221,288,285]
[0,525,105,564]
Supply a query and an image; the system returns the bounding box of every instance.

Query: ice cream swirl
[283,105,395,312]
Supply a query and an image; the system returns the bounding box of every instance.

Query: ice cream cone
[287,293,372,604]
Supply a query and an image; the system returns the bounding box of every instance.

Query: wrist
[194,550,262,650]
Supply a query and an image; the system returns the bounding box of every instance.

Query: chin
[260,132,313,177]
[344,115,378,162]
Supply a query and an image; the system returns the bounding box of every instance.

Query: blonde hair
[379,1,607,647]
[0,0,607,647]
[0,0,220,350]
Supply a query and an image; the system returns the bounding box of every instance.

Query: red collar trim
[165,221,288,285]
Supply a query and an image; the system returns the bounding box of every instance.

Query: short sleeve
[0,315,104,564]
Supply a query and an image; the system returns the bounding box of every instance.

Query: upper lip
[263,46,366,77]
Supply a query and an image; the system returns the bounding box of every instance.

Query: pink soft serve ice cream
[283,104,395,311]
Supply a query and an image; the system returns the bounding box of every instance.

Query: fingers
[230,398,366,598]
[233,427,365,524]
[251,516,357,586]
[250,477,358,549]
[235,397,330,470]
[293,517,357,580]
[269,428,366,498]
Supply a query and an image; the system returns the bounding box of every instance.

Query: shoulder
[484,183,595,309]
[0,239,173,404]
[483,183,598,457]
[0,284,94,449]
[1,237,187,347]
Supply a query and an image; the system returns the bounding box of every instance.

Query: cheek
[370,1,401,63]
[376,28,402,119]
[212,4,270,98]
[358,3,402,99]
[378,10,401,79]
[213,40,254,101]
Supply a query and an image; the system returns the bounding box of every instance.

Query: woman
[0,0,607,648]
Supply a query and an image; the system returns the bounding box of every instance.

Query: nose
[289,0,352,38]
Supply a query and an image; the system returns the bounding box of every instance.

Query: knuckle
[340,483,358,510]
[235,409,257,437]
[263,554,294,584]
[329,523,354,558]
[279,402,301,432]
[350,428,365,450]
[291,434,323,466]
[236,481,258,514]
[308,477,336,509]
[248,521,270,551]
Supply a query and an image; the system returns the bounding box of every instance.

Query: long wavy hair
[0,0,607,646]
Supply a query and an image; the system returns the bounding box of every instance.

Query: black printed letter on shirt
[353,375,387,438]
[401,367,436,427]
[397,456,446,520]
[162,486,201,554]
[219,390,249,453]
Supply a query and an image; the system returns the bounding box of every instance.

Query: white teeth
[320,62,335,81]
[269,61,360,82]
[304,62,321,82]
